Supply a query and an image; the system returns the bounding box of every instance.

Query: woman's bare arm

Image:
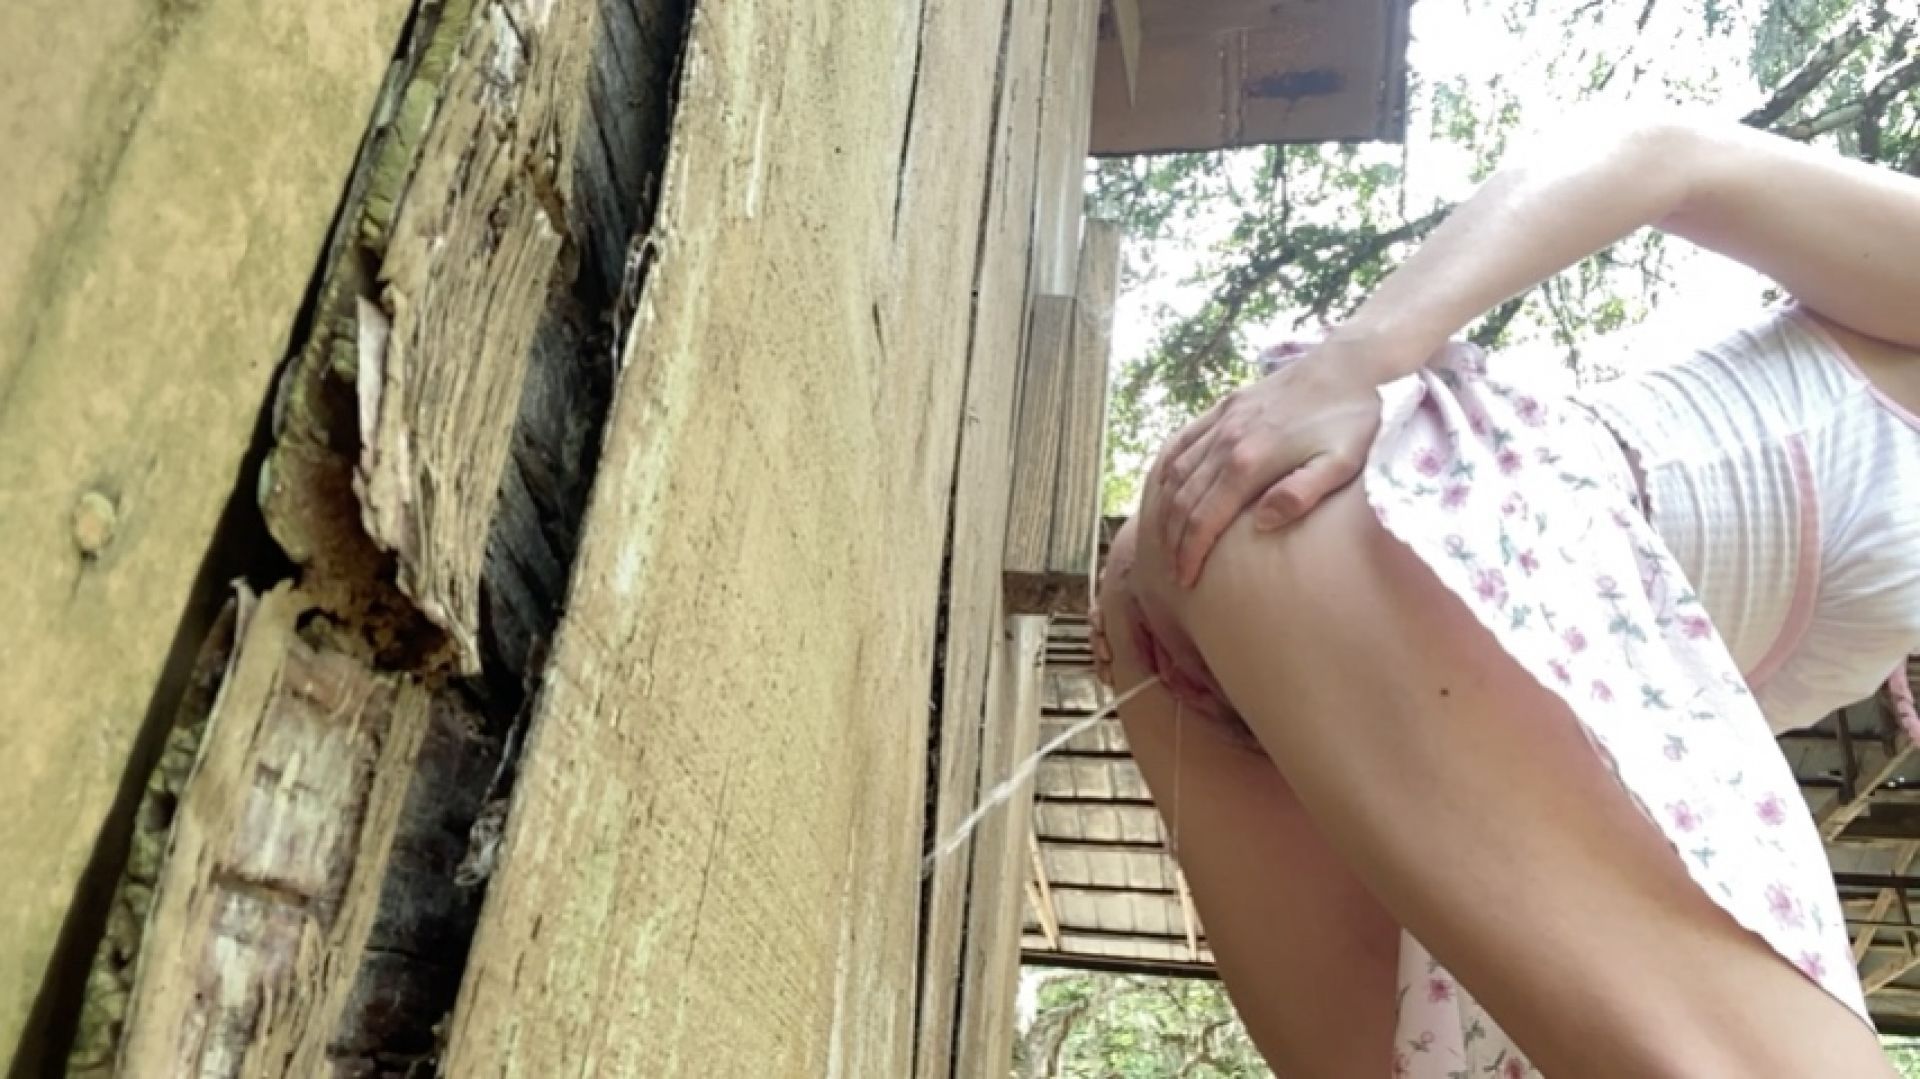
[1329,111,1920,381]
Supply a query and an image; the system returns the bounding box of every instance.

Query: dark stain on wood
[1246,68,1345,100]
[477,0,690,708]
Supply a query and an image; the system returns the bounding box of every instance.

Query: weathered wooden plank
[0,0,411,1056]
[910,0,1057,1069]
[480,0,688,690]
[439,0,1006,1071]
[1030,0,1101,296]
[1003,296,1076,614]
[1090,0,1412,155]
[1104,0,1142,104]
[1044,220,1122,593]
[953,616,1046,1079]
[114,585,497,1077]
[1027,830,1064,951]
[354,0,602,673]
[65,598,241,1077]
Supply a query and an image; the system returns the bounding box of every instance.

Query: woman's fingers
[1170,437,1272,587]
[1155,399,1226,489]
[1251,453,1361,530]
[1164,406,1230,495]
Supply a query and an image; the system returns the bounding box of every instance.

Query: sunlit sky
[1103,0,1848,405]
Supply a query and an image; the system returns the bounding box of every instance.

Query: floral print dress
[1355,342,1867,1076]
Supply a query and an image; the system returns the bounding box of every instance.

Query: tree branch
[1469,294,1529,349]
[1743,19,1869,129]
[1156,204,1451,399]
[1300,205,1452,323]
[1174,1018,1236,1078]
[1774,53,1920,142]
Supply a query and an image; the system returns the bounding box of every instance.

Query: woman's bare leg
[1096,554,1399,1077]
[1133,482,1892,1077]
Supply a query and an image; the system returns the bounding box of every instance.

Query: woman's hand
[1147,347,1386,587]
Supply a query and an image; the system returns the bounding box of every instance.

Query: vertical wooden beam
[1003,295,1077,612]
[438,0,1009,1072]
[1030,0,1100,296]
[65,599,241,1076]
[953,617,1048,1079]
[912,0,1055,1071]
[1045,220,1123,600]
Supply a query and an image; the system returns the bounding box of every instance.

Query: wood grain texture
[1029,0,1100,297]
[1002,295,1076,614]
[65,600,240,1077]
[115,586,496,1078]
[0,0,410,1054]
[480,0,688,690]
[357,0,602,672]
[953,616,1046,1079]
[439,0,1006,1072]
[1089,0,1411,154]
[1106,0,1142,103]
[1045,220,1122,588]
[909,0,1055,1071]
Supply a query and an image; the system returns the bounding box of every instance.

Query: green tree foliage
[1100,0,1920,512]
[1892,1039,1920,1078]
[1014,971,1920,1076]
[1013,973,1271,1078]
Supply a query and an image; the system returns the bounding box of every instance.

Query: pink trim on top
[1746,433,1821,690]
[1889,666,1920,746]
[1788,305,1920,433]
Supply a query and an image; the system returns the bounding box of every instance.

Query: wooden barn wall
[0,0,413,1060]
[439,0,1043,1073]
[0,0,1088,1072]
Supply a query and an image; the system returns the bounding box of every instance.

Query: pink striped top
[1582,306,1920,733]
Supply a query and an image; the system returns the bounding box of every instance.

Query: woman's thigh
[1098,546,1399,1078]
[1140,481,1889,1078]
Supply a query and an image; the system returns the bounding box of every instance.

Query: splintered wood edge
[360,0,597,674]
[114,584,460,1077]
